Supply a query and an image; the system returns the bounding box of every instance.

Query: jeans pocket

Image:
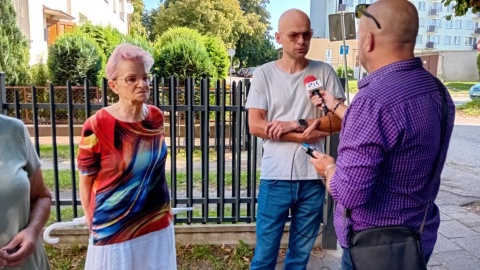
[261,179,278,186]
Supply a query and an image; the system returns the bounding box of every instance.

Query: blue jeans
[250,180,325,270]
[341,248,431,270]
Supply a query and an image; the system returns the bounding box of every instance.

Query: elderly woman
[78,43,176,270]
[0,115,52,270]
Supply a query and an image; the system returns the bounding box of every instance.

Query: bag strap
[346,78,450,241]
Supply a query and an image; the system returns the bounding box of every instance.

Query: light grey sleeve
[245,67,268,110]
[23,125,41,177]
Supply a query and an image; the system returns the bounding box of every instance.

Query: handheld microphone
[303,75,329,114]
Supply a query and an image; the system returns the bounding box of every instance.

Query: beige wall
[439,51,479,82]
[306,38,359,69]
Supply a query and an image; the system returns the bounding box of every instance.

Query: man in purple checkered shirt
[310,1,455,269]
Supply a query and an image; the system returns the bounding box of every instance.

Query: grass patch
[44,244,87,270]
[47,207,84,226]
[457,99,480,117]
[347,80,358,94]
[444,82,476,96]
[40,145,77,160]
[44,241,255,270]
[44,170,260,190]
[43,169,79,190]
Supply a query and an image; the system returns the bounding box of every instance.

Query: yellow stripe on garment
[79,133,98,149]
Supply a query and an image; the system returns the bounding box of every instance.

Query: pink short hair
[105,43,154,80]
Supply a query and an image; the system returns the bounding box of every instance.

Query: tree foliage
[202,35,230,79]
[234,0,276,68]
[152,0,265,47]
[129,0,147,36]
[0,0,30,85]
[442,0,480,19]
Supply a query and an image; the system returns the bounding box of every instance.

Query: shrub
[153,37,216,82]
[203,36,229,79]
[47,32,103,87]
[29,61,49,86]
[336,66,354,79]
[79,23,123,58]
[121,35,154,55]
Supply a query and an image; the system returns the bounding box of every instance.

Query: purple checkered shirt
[330,58,455,256]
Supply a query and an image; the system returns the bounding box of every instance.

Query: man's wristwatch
[297,119,308,132]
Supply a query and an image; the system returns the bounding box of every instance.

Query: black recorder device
[302,143,318,159]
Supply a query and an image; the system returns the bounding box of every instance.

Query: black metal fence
[0,72,258,224]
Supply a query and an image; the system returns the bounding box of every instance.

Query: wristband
[333,101,342,112]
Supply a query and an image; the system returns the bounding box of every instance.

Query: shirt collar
[358,57,423,89]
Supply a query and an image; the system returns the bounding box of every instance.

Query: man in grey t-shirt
[246,9,345,269]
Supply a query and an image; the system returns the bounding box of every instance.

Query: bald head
[278,9,311,33]
[364,0,418,44]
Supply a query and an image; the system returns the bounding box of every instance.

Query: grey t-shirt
[0,115,50,270]
[245,60,345,180]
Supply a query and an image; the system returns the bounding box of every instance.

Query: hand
[0,250,7,269]
[309,94,324,108]
[319,90,340,112]
[265,120,297,141]
[1,229,37,267]
[310,150,336,178]
[301,120,330,143]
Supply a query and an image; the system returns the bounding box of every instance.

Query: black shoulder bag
[347,79,450,270]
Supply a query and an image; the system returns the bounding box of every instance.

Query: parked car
[244,67,257,78]
[229,67,236,75]
[237,68,248,77]
[469,83,480,100]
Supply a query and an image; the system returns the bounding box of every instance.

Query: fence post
[0,72,6,115]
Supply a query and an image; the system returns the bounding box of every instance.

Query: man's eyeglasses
[355,4,382,29]
[114,74,153,85]
[280,30,313,42]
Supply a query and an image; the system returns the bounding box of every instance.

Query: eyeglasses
[355,4,382,30]
[280,30,313,42]
[114,74,153,85]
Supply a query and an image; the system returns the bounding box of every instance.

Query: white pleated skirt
[84,223,177,270]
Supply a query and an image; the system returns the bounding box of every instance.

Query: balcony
[428,9,438,17]
[473,13,480,21]
[473,28,480,36]
[426,42,435,49]
[427,25,437,34]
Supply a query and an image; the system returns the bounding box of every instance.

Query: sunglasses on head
[280,30,313,42]
[355,4,382,29]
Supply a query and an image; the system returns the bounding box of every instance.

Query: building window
[453,36,461,45]
[119,0,125,21]
[455,20,462,29]
[416,35,423,44]
[358,0,366,4]
[465,37,477,45]
[446,4,454,12]
[344,0,353,7]
[418,1,425,11]
[444,36,451,45]
[427,35,440,44]
[430,3,443,12]
[113,0,117,13]
[419,18,425,27]
[429,19,442,28]
[445,20,453,29]
[466,21,475,30]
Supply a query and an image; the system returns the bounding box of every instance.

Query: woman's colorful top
[77,105,172,245]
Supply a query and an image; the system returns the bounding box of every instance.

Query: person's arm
[79,174,95,227]
[248,108,328,143]
[2,128,51,267]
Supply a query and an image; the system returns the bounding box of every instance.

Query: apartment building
[310,0,479,51]
[11,0,131,65]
